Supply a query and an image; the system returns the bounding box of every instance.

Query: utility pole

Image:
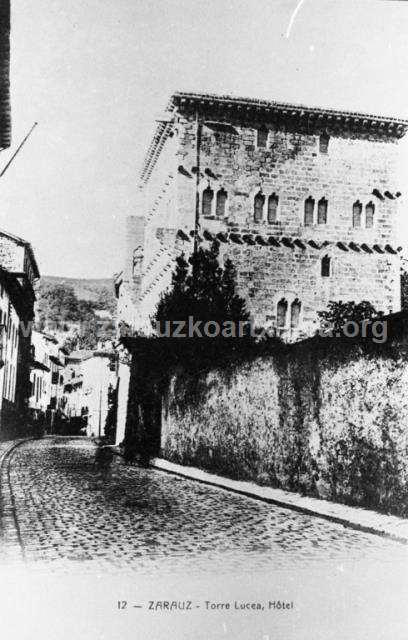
[193,109,202,282]
[98,386,102,438]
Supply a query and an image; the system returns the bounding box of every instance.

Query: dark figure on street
[93,438,125,481]
[94,440,115,482]
[30,409,45,439]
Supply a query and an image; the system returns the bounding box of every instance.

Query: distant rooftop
[94,309,112,319]
[33,330,58,344]
[66,349,94,362]
[0,227,40,279]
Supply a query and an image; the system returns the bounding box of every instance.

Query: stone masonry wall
[160,338,408,516]
[132,106,403,334]
[0,236,25,273]
[177,113,401,244]
[172,230,399,337]
[133,133,180,331]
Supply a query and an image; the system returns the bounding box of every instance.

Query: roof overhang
[172,91,408,138]
[49,355,64,367]
[30,360,50,372]
[139,90,408,186]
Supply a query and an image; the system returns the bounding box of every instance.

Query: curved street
[0,437,406,575]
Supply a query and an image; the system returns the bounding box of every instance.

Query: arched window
[365,201,375,228]
[277,298,288,328]
[317,197,328,224]
[290,299,301,328]
[257,126,268,148]
[216,188,228,217]
[254,191,265,222]
[319,132,329,153]
[267,193,279,223]
[202,186,214,217]
[321,255,331,277]
[352,201,362,227]
[304,197,315,226]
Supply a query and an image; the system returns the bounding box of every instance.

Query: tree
[35,283,80,328]
[153,241,250,333]
[318,300,380,335]
[94,286,116,313]
[35,281,115,350]
[401,270,408,311]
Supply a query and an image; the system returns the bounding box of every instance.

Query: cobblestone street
[1,437,407,576]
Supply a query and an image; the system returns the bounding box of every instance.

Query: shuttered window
[319,133,329,153]
[202,186,214,217]
[321,255,331,277]
[365,202,375,228]
[317,198,328,224]
[352,201,362,227]
[257,126,268,148]
[267,194,279,223]
[304,197,314,226]
[277,298,288,328]
[216,188,227,217]
[254,192,265,222]
[290,299,301,328]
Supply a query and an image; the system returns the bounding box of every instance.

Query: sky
[0,0,408,278]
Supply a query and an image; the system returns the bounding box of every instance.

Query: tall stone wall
[160,338,408,516]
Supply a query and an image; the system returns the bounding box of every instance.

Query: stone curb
[0,438,34,476]
[0,438,35,560]
[151,458,408,545]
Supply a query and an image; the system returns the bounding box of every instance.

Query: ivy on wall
[161,338,408,517]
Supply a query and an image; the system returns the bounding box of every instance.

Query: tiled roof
[49,355,64,367]
[66,350,94,362]
[33,330,58,343]
[30,360,50,373]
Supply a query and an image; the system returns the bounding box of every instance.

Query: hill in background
[34,276,116,350]
[40,275,115,304]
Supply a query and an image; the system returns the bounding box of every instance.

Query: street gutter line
[150,458,408,545]
[0,438,35,560]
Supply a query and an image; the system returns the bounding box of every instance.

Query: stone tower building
[116,91,408,340]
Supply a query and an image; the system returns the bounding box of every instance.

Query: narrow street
[0,437,406,575]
